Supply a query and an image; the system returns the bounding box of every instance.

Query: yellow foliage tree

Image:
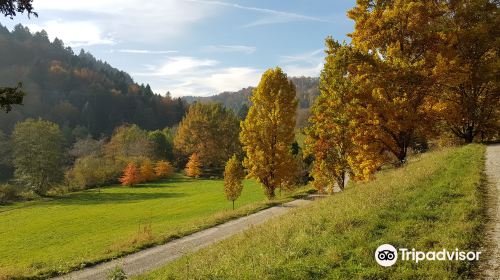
[305,39,382,193]
[347,0,445,164]
[224,155,245,210]
[139,159,156,183]
[433,0,499,142]
[240,67,298,199]
[154,160,174,179]
[185,153,202,178]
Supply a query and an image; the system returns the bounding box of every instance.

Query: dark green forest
[0,24,187,138]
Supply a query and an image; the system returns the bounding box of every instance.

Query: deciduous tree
[174,103,240,171]
[154,160,174,178]
[12,119,65,195]
[224,155,244,210]
[139,159,156,182]
[347,0,445,164]
[120,162,140,186]
[240,67,298,199]
[305,39,382,193]
[185,153,202,178]
[433,0,499,142]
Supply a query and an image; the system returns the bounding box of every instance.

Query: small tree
[120,163,139,186]
[224,155,244,210]
[139,159,156,182]
[155,160,174,178]
[185,153,202,178]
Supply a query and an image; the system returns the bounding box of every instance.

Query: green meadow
[138,145,486,279]
[0,176,307,279]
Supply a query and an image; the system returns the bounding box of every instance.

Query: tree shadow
[53,191,186,205]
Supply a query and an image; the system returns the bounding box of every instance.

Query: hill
[139,145,486,279]
[182,77,319,127]
[0,24,186,138]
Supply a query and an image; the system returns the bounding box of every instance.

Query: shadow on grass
[54,191,187,205]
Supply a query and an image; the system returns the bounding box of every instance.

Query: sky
[3,0,356,97]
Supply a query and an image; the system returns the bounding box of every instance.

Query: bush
[0,184,18,204]
[66,155,121,190]
[107,266,127,280]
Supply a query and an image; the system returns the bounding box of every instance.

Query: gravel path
[481,144,500,279]
[53,198,315,280]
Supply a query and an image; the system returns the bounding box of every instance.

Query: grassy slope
[139,145,486,280]
[0,176,308,279]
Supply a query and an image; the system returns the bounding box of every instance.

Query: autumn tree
[140,159,156,182]
[120,162,140,186]
[347,0,445,164]
[174,102,240,171]
[433,0,499,142]
[185,153,202,178]
[224,155,244,210]
[12,119,65,195]
[105,124,154,166]
[155,160,174,178]
[305,39,382,193]
[240,67,298,199]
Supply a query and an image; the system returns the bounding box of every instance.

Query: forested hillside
[0,24,186,137]
[182,77,319,127]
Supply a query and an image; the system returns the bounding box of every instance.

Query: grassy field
[0,176,310,279]
[138,145,486,279]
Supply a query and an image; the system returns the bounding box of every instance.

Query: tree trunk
[464,126,474,143]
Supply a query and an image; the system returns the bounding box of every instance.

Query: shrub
[0,184,18,204]
[107,266,127,280]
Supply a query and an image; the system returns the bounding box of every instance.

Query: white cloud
[134,56,260,96]
[201,45,256,54]
[117,49,179,54]
[31,0,220,43]
[26,20,115,47]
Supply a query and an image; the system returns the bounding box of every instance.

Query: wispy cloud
[281,49,324,77]
[117,49,179,54]
[186,0,327,27]
[201,45,256,54]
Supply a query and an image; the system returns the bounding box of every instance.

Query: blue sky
[3,0,356,96]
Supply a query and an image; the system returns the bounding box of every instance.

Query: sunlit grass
[138,145,486,279]
[0,175,309,279]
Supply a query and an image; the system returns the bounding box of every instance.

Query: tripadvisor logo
[375,244,481,267]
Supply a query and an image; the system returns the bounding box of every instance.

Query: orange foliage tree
[185,153,202,178]
[155,160,174,178]
[120,162,140,186]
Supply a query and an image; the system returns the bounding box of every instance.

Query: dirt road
[53,198,313,279]
[481,144,500,279]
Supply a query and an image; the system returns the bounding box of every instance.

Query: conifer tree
[185,153,202,178]
[240,67,298,199]
[224,155,244,210]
